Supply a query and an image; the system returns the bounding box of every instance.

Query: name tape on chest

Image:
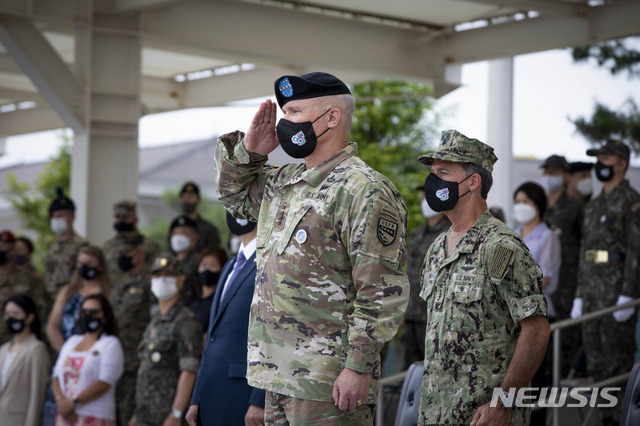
[301,190,334,203]
[489,245,513,279]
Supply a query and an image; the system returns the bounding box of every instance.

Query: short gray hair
[461,162,493,199]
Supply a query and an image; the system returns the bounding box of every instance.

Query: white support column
[486,57,514,226]
[71,7,141,244]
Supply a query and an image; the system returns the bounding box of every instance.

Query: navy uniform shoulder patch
[489,244,513,279]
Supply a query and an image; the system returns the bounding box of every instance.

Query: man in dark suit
[186,213,265,426]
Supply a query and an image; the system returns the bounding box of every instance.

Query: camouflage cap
[586,139,630,162]
[116,234,144,252]
[113,200,136,218]
[418,130,498,173]
[150,253,182,275]
[540,155,569,171]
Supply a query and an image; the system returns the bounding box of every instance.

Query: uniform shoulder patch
[377,216,398,246]
[489,244,513,279]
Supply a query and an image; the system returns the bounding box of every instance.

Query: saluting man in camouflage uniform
[103,200,160,284]
[44,188,88,299]
[130,254,202,426]
[110,234,152,426]
[403,188,450,368]
[0,230,51,345]
[215,72,409,425]
[417,131,549,426]
[571,140,640,426]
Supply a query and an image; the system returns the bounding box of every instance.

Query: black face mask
[595,161,614,182]
[181,202,197,215]
[114,221,134,233]
[226,212,257,236]
[117,254,134,272]
[424,172,473,212]
[199,270,220,287]
[79,315,102,333]
[79,264,99,280]
[5,317,25,334]
[276,109,331,159]
[0,250,8,266]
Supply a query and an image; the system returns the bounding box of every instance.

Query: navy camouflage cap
[274,72,351,109]
[150,253,182,275]
[418,130,498,173]
[586,139,631,162]
[540,155,569,171]
[116,234,144,252]
[113,200,136,217]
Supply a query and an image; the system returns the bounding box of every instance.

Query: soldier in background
[0,230,51,345]
[571,140,640,426]
[403,188,450,368]
[129,254,202,426]
[540,155,583,375]
[168,216,200,305]
[43,188,88,299]
[103,200,160,284]
[15,236,42,278]
[169,182,221,252]
[567,161,594,204]
[110,235,152,426]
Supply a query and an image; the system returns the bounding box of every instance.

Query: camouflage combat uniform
[543,190,583,374]
[110,270,151,426]
[418,211,548,425]
[178,249,199,304]
[577,180,640,383]
[403,215,450,367]
[43,233,88,298]
[134,302,202,426]
[103,233,159,284]
[0,264,52,344]
[215,131,410,406]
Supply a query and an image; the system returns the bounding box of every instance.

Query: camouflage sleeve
[486,240,548,323]
[622,200,640,298]
[343,183,410,373]
[176,315,203,373]
[214,130,271,222]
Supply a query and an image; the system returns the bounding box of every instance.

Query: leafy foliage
[351,80,439,235]
[571,100,640,152]
[5,132,72,269]
[572,37,640,77]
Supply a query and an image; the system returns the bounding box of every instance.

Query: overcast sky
[1,46,639,168]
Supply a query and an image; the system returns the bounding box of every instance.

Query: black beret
[170,215,197,232]
[180,181,200,197]
[49,187,75,216]
[274,72,351,109]
[568,161,594,173]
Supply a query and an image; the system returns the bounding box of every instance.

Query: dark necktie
[220,251,246,301]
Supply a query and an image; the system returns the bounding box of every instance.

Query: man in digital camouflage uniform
[417,130,550,426]
[540,155,583,375]
[0,230,51,345]
[571,139,640,426]
[215,72,410,425]
[102,200,160,285]
[131,254,202,426]
[110,234,152,426]
[44,188,88,299]
[403,188,450,368]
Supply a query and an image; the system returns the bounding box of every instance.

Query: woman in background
[0,294,50,426]
[52,293,123,426]
[188,246,228,333]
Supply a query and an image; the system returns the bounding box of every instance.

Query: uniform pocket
[449,279,484,333]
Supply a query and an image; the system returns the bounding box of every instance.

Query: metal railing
[375,297,640,426]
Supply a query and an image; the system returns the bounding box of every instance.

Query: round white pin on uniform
[295,229,307,244]
[151,351,161,363]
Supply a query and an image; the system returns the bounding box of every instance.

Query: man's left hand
[470,401,511,426]
[244,404,265,426]
[332,368,370,411]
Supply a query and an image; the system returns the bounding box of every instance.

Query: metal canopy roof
[1,0,640,138]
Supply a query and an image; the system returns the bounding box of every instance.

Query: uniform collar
[288,143,358,188]
[448,210,492,256]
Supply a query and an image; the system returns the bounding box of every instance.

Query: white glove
[613,295,635,323]
[570,298,583,319]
